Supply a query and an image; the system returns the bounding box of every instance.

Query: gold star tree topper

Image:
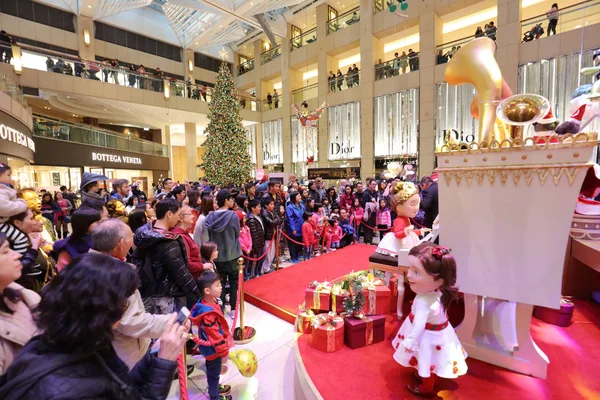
[219,48,228,61]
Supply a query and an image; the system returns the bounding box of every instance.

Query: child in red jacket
[302,212,316,260]
[191,271,232,400]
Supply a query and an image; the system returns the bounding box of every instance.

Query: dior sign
[263,150,281,163]
[92,152,142,165]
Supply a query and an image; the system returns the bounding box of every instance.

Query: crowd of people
[328,64,362,92]
[0,159,438,399]
[374,50,420,80]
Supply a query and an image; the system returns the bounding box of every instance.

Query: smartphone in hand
[176,307,190,325]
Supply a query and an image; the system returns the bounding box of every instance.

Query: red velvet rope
[241,237,275,261]
[360,219,391,232]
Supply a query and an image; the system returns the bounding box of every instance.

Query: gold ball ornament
[230,349,258,378]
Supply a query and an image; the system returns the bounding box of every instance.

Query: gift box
[331,284,349,314]
[360,285,391,315]
[295,306,315,334]
[305,281,332,311]
[344,315,386,349]
[310,312,345,353]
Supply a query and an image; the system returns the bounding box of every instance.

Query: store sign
[440,129,476,143]
[0,123,35,152]
[92,152,142,165]
[263,150,281,164]
[329,141,356,157]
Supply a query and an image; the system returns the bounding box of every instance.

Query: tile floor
[167,302,298,400]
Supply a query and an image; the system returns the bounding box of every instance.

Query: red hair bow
[432,246,451,260]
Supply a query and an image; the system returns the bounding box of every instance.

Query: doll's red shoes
[407,375,436,398]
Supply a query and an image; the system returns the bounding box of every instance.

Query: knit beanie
[0,184,28,224]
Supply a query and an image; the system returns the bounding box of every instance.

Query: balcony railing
[239,95,260,112]
[327,7,361,34]
[374,0,385,14]
[375,54,420,80]
[328,69,361,92]
[238,58,254,76]
[291,28,317,51]
[0,42,216,102]
[33,114,169,157]
[262,94,283,110]
[292,83,318,104]
[521,0,600,41]
[435,35,478,65]
[0,77,29,111]
[260,46,281,65]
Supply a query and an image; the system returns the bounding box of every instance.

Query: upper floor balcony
[33,114,169,157]
[375,53,420,80]
[327,7,361,35]
[291,28,317,52]
[292,83,318,104]
[238,58,254,76]
[261,46,281,65]
[521,0,600,41]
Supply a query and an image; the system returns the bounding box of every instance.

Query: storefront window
[374,89,419,157]
[245,124,257,164]
[327,102,361,161]
[434,83,476,149]
[291,116,318,163]
[5,157,33,190]
[262,119,284,165]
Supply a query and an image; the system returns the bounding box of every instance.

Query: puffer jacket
[190,298,230,361]
[0,336,176,400]
[262,210,283,241]
[132,222,198,299]
[286,203,304,236]
[246,213,265,252]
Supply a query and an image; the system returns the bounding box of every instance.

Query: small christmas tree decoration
[200,50,252,186]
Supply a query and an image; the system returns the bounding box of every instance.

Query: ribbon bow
[311,312,341,329]
[432,246,451,260]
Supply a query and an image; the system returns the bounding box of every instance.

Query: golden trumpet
[496,94,550,140]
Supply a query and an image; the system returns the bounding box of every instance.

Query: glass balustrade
[292,84,318,104]
[374,54,420,80]
[0,42,215,102]
[33,115,168,157]
[328,69,361,92]
[261,46,281,65]
[521,0,600,41]
[262,95,283,110]
[435,36,476,65]
[327,7,361,34]
[0,77,29,111]
[239,95,260,111]
[238,59,254,76]
[290,28,317,51]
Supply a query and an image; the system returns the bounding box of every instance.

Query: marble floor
[167,302,298,400]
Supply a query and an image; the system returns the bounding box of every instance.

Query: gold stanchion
[234,257,257,344]
[275,227,280,271]
[179,344,187,400]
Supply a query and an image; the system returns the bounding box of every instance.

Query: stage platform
[243,245,600,400]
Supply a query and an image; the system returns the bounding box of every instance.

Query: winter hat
[236,210,246,221]
[537,108,558,124]
[80,172,108,191]
[0,185,28,224]
[580,164,600,199]
[555,104,586,135]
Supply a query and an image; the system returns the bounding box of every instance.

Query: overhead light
[144,127,150,131]
[164,79,170,100]
[126,108,130,111]
[83,29,91,46]
[87,5,91,8]
[188,59,194,72]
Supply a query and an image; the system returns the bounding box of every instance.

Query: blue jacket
[286,203,304,236]
[191,299,230,361]
[339,217,355,236]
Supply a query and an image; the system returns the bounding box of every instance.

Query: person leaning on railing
[546,3,559,36]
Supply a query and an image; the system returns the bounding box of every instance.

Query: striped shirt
[0,223,29,254]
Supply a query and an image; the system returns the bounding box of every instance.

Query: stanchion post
[275,227,280,270]
[179,345,187,400]
[234,257,257,344]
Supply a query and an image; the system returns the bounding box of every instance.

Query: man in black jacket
[261,196,283,273]
[133,198,198,314]
[419,176,439,229]
[246,199,265,278]
[361,179,378,245]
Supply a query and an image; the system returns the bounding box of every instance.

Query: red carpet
[244,244,375,323]
[298,299,600,400]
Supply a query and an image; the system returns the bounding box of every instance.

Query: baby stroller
[522,23,544,42]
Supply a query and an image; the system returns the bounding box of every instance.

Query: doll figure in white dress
[392,242,468,397]
[376,181,428,318]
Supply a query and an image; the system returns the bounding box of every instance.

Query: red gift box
[344,315,386,349]
[389,278,398,313]
[360,285,391,315]
[331,284,349,314]
[310,313,344,353]
[305,282,332,312]
[295,307,315,334]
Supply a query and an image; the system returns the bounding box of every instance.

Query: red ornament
[397,334,405,340]
[395,342,399,349]
[453,361,457,366]
[435,345,441,350]
[409,356,418,366]
[453,366,459,374]
[430,365,435,372]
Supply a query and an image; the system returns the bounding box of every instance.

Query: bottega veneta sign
[92,152,142,165]
[0,124,35,152]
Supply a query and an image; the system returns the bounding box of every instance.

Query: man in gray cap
[80,172,108,211]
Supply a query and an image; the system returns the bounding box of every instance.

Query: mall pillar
[316,3,333,167]
[418,11,443,177]
[77,16,95,61]
[358,0,377,180]
[255,122,264,170]
[163,125,174,178]
[184,122,198,180]
[496,0,521,91]
[281,26,297,174]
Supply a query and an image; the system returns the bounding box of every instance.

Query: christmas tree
[199,56,252,186]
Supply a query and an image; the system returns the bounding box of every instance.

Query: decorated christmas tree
[199,54,252,186]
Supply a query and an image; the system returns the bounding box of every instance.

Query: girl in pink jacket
[324,219,343,251]
[350,198,364,241]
